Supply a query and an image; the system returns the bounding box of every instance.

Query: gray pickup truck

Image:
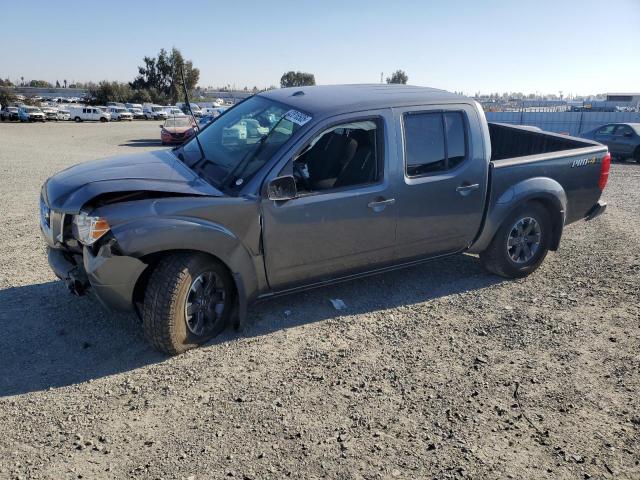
[40,85,610,354]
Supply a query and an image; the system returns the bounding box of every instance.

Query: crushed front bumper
[47,244,147,311]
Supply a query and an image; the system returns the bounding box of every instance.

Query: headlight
[73,214,110,245]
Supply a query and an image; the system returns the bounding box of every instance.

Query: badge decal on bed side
[571,156,598,168]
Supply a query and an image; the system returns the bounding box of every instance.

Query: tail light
[598,153,611,191]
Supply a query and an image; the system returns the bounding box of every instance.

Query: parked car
[200,106,228,118]
[39,85,610,355]
[68,106,111,122]
[164,107,185,117]
[108,106,133,121]
[580,123,640,162]
[177,102,203,117]
[128,107,145,119]
[41,107,59,121]
[143,105,168,120]
[160,116,197,145]
[56,109,71,121]
[106,102,126,108]
[0,106,19,121]
[18,106,46,122]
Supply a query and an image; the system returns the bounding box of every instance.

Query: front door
[610,124,636,156]
[261,110,397,290]
[394,104,489,259]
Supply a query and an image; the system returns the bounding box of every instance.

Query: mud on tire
[142,252,234,355]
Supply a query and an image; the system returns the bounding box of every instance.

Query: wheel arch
[469,177,567,253]
[113,217,260,327]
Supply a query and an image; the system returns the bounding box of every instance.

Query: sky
[1,0,639,96]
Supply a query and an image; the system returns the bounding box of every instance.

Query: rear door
[394,104,489,260]
[261,109,398,290]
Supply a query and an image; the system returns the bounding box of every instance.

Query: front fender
[111,216,261,324]
[469,177,567,253]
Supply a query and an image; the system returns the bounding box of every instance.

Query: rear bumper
[585,200,607,221]
[47,244,147,311]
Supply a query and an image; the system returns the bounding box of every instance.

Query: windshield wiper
[222,116,288,188]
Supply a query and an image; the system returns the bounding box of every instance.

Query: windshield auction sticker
[285,110,312,126]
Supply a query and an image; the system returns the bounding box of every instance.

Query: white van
[143,104,168,120]
[69,106,111,122]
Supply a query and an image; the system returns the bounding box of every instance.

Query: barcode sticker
[285,109,312,126]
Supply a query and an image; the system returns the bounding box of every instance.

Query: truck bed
[488,122,595,161]
[486,122,608,227]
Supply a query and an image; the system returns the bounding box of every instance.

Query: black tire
[634,146,640,163]
[142,252,234,355]
[480,202,552,278]
[100,117,107,123]
[74,116,81,122]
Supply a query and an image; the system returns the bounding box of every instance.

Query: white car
[143,105,168,120]
[128,107,145,119]
[109,107,133,121]
[68,106,111,122]
[41,107,59,121]
[57,109,71,121]
[164,107,185,117]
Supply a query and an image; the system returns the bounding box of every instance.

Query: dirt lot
[0,121,638,480]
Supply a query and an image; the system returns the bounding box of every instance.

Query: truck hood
[44,149,223,213]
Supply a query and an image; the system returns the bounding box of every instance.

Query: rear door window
[404,112,445,176]
[403,111,468,177]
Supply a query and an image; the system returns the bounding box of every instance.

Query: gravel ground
[0,121,638,480]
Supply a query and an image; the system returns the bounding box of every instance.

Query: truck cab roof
[258,84,468,117]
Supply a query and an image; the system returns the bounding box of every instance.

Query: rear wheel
[480,202,552,278]
[142,252,234,355]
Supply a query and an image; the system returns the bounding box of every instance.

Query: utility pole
[380,72,383,84]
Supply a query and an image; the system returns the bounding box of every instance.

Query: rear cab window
[403,110,468,177]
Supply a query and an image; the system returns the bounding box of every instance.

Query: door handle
[456,183,480,194]
[368,198,396,209]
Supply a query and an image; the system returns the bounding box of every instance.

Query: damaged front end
[41,193,148,311]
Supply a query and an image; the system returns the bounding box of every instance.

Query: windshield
[152,106,164,111]
[179,95,308,190]
[165,117,192,127]
[26,107,41,112]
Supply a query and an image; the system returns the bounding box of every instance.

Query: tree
[0,87,16,106]
[29,80,51,88]
[131,47,199,104]
[88,81,134,105]
[63,79,67,88]
[386,70,408,85]
[280,71,316,88]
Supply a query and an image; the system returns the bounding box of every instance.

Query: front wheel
[480,202,552,278]
[142,252,234,355]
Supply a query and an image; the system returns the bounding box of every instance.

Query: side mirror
[268,175,297,201]
[159,124,163,128]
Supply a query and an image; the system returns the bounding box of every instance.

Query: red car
[160,117,197,145]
